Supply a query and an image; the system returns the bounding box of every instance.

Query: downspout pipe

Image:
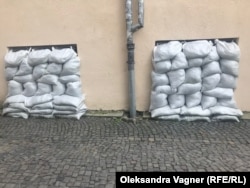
[125,0,144,119]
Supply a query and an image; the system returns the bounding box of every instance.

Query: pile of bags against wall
[3,47,87,120]
[150,39,243,122]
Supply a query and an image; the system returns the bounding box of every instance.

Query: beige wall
[0,0,249,111]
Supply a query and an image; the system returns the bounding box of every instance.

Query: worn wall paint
[0,0,249,111]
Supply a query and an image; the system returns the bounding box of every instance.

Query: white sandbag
[15,58,33,76]
[3,95,26,107]
[31,114,54,119]
[32,102,53,110]
[201,74,220,92]
[151,106,181,118]
[5,67,18,81]
[203,46,220,64]
[25,94,53,107]
[61,57,80,76]
[217,73,237,89]
[178,83,202,95]
[155,85,177,95]
[188,58,203,67]
[33,64,48,80]
[151,71,169,89]
[47,63,62,75]
[28,49,51,66]
[65,82,82,97]
[212,115,239,122]
[168,94,185,109]
[23,82,37,97]
[36,83,52,96]
[55,112,85,120]
[202,61,221,78]
[14,74,33,83]
[203,88,234,99]
[183,40,213,58]
[209,106,243,116]
[53,95,85,108]
[52,82,65,96]
[217,98,237,109]
[30,109,53,115]
[220,59,239,77]
[167,69,185,89]
[157,115,180,121]
[186,92,202,108]
[59,75,80,84]
[7,80,23,96]
[53,108,86,115]
[171,52,188,70]
[5,112,29,119]
[54,103,87,112]
[153,41,182,62]
[9,103,29,112]
[149,91,168,111]
[153,60,171,73]
[180,116,211,122]
[49,48,77,64]
[181,106,211,116]
[5,50,29,67]
[185,67,202,84]
[201,95,217,109]
[215,39,240,60]
[2,107,22,115]
[38,74,58,85]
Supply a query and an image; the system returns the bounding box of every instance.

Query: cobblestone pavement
[0,116,250,188]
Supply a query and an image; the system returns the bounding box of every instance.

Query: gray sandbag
[149,91,168,111]
[54,102,87,112]
[31,114,54,119]
[217,98,237,109]
[203,46,220,64]
[201,74,220,92]
[32,102,53,110]
[65,81,82,97]
[167,69,185,89]
[25,94,53,107]
[9,103,29,112]
[188,58,203,67]
[209,106,243,116]
[61,57,80,76]
[203,88,234,99]
[5,50,29,67]
[3,95,26,107]
[36,83,52,96]
[151,71,169,89]
[155,85,177,95]
[2,107,23,115]
[185,67,202,84]
[157,115,180,121]
[53,95,85,108]
[55,112,86,120]
[153,60,171,73]
[153,41,182,62]
[183,40,213,58]
[178,83,202,95]
[181,106,211,116]
[217,73,237,89]
[47,63,62,75]
[168,94,185,109]
[14,74,33,83]
[212,115,239,122]
[171,52,188,70]
[30,109,53,115]
[186,92,202,108]
[33,64,48,80]
[151,106,181,118]
[5,112,29,119]
[52,82,65,96]
[23,82,37,97]
[180,116,211,122]
[201,95,217,109]
[38,74,58,85]
[5,67,18,81]
[7,80,23,96]
[28,49,51,66]
[215,39,240,60]
[49,48,77,64]
[202,61,221,78]
[15,58,33,76]
[220,59,239,77]
[59,75,80,84]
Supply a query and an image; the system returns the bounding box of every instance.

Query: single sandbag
[181,106,211,116]
[38,74,58,85]
[215,39,240,60]
[171,52,188,70]
[65,82,82,97]
[36,83,52,96]
[47,63,62,75]
[53,95,85,108]
[52,82,65,96]
[186,92,202,108]
[23,82,37,97]
[209,106,243,116]
[168,94,185,109]
[5,67,18,81]
[3,95,26,107]
[202,61,221,78]
[7,80,23,96]
[32,102,53,110]
[5,50,29,67]
[178,83,202,95]
[201,95,217,109]
[33,64,48,80]
[203,88,234,99]
[212,115,239,122]
[217,73,237,89]
[151,71,169,89]
[151,106,181,118]
[5,112,29,119]
[61,57,80,76]
[25,94,53,107]
[9,103,29,112]
[183,40,213,58]
[220,59,239,77]
[157,115,181,121]
[153,60,171,73]
[59,75,80,84]
[185,67,202,84]
[188,58,203,67]
[217,98,237,109]
[201,74,221,92]
[49,48,77,64]
[28,49,51,66]
[167,69,185,89]
[203,46,220,65]
[155,85,177,95]
[180,116,211,122]
[149,91,168,111]
[15,58,33,76]
[14,74,33,83]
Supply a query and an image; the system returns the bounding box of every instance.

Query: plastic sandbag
[153,41,182,62]
[215,39,240,60]
[14,74,33,83]
[153,60,171,73]
[183,40,213,58]
[157,115,180,121]
[212,115,240,122]
[185,67,202,84]
[151,71,169,89]
[186,92,202,108]
[32,102,53,110]
[151,106,181,118]
[217,98,237,109]
[5,67,18,81]
[217,73,237,89]
[61,57,80,76]
[49,48,77,64]
[167,69,185,89]
[47,63,62,75]
[209,106,243,116]
[53,95,85,108]
[202,61,221,78]
[55,112,86,120]
[5,112,29,119]
[168,94,185,109]
[65,82,82,97]
[25,94,53,107]
[59,75,80,84]
[155,85,177,95]
[5,50,29,67]
[52,82,65,96]
[36,83,52,96]
[23,82,37,97]
[188,58,203,67]
[2,107,22,115]
[31,114,54,119]
[7,80,23,96]
[3,95,26,107]
[171,52,188,70]
[203,88,234,99]
[178,83,202,95]
[33,64,48,80]
[180,116,211,122]
[149,91,168,111]
[201,74,221,92]
[9,103,29,112]
[203,46,220,64]
[29,109,53,115]
[28,49,51,66]
[15,58,33,76]
[181,106,211,116]
[201,95,217,109]
[54,103,87,112]
[220,59,239,77]
[38,74,58,85]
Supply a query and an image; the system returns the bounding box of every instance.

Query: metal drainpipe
[125,0,144,119]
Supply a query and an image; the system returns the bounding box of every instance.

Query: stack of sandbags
[2,47,87,120]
